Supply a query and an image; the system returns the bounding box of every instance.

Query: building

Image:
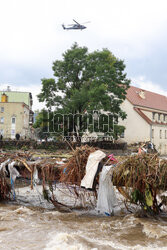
[0,89,34,139]
[119,86,167,154]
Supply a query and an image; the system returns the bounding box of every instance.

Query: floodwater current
[1,187,167,250]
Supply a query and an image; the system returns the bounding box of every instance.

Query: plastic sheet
[97,165,118,215]
[0,159,10,174]
[81,150,106,189]
[8,161,20,182]
[33,166,40,184]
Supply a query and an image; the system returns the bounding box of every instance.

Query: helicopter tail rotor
[62,24,66,29]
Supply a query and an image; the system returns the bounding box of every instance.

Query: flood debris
[54,148,167,215]
[112,153,167,215]
[81,150,106,189]
[0,151,62,203]
[46,146,120,213]
[49,145,98,209]
[59,145,96,185]
[0,171,11,201]
[0,147,167,216]
[97,164,118,216]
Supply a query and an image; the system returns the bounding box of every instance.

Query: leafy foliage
[37,43,130,138]
[33,109,49,139]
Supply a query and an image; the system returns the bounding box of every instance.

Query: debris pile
[0,148,167,216]
[59,145,96,185]
[0,172,11,201]
[0,151,63,201]
[112,153,167,214]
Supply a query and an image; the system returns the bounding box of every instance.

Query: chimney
[7,86,11,91]
[1,93,8,102]
[138,90,145,99]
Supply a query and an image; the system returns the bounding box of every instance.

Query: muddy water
[0,202,167,250]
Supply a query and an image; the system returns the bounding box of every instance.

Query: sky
[0,0,167,110]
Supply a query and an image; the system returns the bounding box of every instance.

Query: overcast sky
[0,0,167,110]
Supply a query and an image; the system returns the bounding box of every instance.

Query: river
[1,185,167,250]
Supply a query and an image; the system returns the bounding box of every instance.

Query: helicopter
[62,19,89,30]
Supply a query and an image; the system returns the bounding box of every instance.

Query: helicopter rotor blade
[73,19,80,25]
[82,21,90,24]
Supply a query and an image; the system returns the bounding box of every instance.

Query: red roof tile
[126,86,167,112]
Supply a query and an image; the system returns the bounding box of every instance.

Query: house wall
[119,99,167,154]
[141,109,152,120]
[119,99,150,143]
[151,125,167,154]
[0,102,30,139]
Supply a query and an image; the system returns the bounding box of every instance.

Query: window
[152,113,155,120]
[12,117,16,124]
[152,129,154,139]
[164,115,166,122]
[165,130,167,139]
[1,107,4,113]
[158,114,161,121]
[160,129,162,139]
[120,130,125,138]
[120,132,124,138]
[0,117,4,123]
[0,129,3,135]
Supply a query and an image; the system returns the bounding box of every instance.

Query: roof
[126,86,167,112]
[0,91,32,107]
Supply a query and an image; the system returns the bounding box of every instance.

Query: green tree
[33,109,49,139]
[38,43,130,138]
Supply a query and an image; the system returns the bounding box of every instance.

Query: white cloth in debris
[33,166,40,184]
[0,159,10,174]
[97,165,118,215]
[8,161,20,182]
[81,150,106,189]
